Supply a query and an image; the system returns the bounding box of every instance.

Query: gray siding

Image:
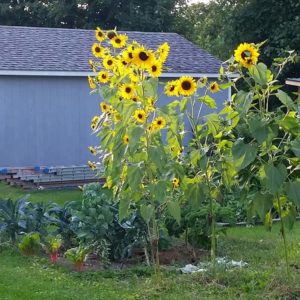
[0,76,228,167]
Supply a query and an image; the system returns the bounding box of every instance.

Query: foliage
[0,198,31,243]
[65,244,89,264]
[18,232,41,256]
[44,235,62,253]
[0,0,188,32]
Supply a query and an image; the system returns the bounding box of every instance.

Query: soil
[52,242,208,272]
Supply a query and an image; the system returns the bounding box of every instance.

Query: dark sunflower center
[182,80,191,90]
[125,87,132,93]
[152,65,157,72]
[241,50,250,60]
[138,113,143,119]
[98,32,103,37]
[211,84,216,90]
[107,60,113,65]
[170,86,175,92]
[103,105,107,109]
[139,51,149,61]
[107,31,116,39]
[95,47,100,53]
[102,74,107,79]
[157,120,162,125]
[129,52,133,59]
[115,38,121,44]
[122,61,127,66]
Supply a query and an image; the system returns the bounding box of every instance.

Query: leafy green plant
[43,235,62,263]
[65,245,89,272]
[0,198,31,243]
[18,232,40,256]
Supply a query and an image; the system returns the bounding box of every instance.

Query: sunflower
[147,60,162,77]
[198,77,208,86]
[157,42,170,63]
[209,81,220,93]
[131,95,141,103]
[132,47,155,68]
[123,134,129,145]
[92,43,106,58]
[103,56,115,70]
[165,80,179,97]
[88,146,97,156]
[134,109,147,123]
[147,123,158,133]
[100,102,110,113]
[88,160,96,170]
[172,177,180,188]
[177,76,197,96]
[111,34,128,48]
[91,116,100,130]
[106,30,117,40]
[97,70,110,83]
[95,27,106,42]
[88,76,97,89]
[103,176,113,189]
[234,43,259,68]
[89,59,96,72]
[119,83,135,100]
[154,116,166,129]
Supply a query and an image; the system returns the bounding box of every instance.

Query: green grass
[1,223,300,299]
[0,182,82,205]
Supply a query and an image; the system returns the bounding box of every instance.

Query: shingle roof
[0,25,222,74]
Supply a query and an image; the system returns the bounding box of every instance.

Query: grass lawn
[0,182,82,205]
[1,223,300,299]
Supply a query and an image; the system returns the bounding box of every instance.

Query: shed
[286,78,300,93]
[0,25,229,168]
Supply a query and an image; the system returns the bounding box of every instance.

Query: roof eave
[0,70,239,78]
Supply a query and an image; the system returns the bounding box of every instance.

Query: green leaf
[286,181,300,207]
[190,150,201,167]
[248,63,270,86]
[253,192,274,220]
[184,183,207,209]
[205,114,220,137]
[291,137,300,157]
[128,125,144,152]
[220,82,234,90]
[140,204,154,224]
[248,117,278,144]
[276,90,295,110]
[119,197,130,221]
[232,140,258,170]
[198,95,217,109]
[167,201,181,224]
[277,114,300,136]
[179,98,189,112]
[234,91,253,116]
[127,165,143,191]
[263,163,287,195]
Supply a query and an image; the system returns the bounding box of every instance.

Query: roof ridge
[0,25,178,35]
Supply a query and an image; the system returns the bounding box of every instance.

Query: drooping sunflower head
[147,60,162,78]
[172,177,180,188]
[198,77,208,86]
[123,134,129,145]
[97,70,110,83]
[119,83,135,100]
[132,47,155,68]
[134,109,147,123]
[177,76,197,96]
[88,76,97,89]
[165,80,179,97]
[88,160,96,170]
[111,34,128,48]
[95,27,106,42]
[131,95,141,103]
[88,146,97,156]
[106,30,117,40]
[100,102,110,113]
[157,42,170,63]
[89,59,96,72]
[234,43,259,68]
[154,116,166,130]
[209,81,220,93]
[103,56,115,70]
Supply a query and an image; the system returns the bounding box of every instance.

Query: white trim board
[0,70,239,78]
